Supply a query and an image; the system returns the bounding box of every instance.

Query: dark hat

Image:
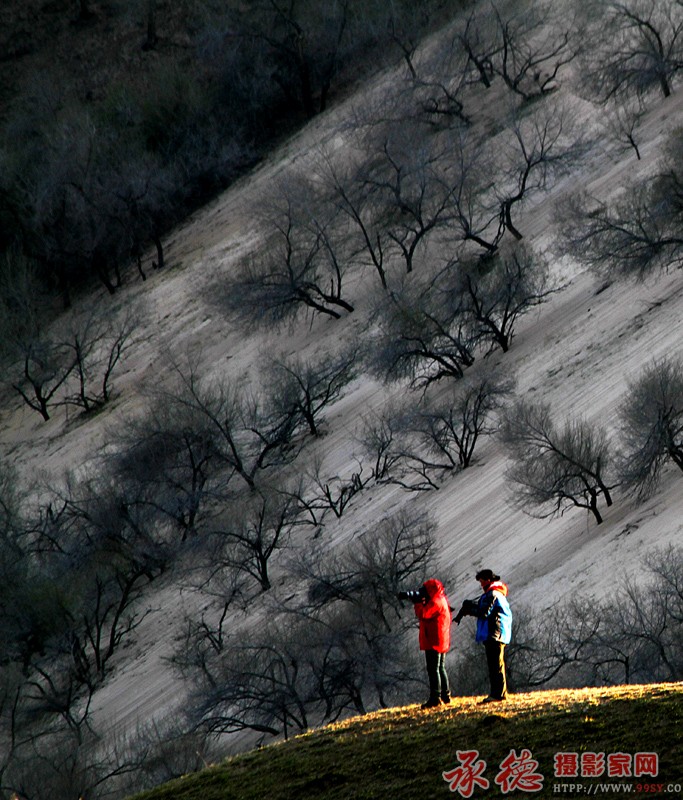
[475,569,500,581]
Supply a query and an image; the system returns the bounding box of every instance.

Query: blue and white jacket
[475,582,512,644]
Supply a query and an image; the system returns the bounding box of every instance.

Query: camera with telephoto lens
[397,586,427,603]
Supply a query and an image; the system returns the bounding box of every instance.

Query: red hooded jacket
[414,578,451,653]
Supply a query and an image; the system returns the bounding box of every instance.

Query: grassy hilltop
[130,684,683,800]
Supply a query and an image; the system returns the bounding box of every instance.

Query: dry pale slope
[2,10,683,751]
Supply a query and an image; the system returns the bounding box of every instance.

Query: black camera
[398,587,427,603]
[454,598,478,624]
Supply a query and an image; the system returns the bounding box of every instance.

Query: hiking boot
[421,698,444,709]
[441,694,452,704]
[479,695,505,704]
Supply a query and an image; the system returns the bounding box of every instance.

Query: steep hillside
[2,1,683,797]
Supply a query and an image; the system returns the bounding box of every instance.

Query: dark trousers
[425,650,450,700]
[484,640,507,700]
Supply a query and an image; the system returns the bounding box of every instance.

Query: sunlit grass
[130,683,683,800]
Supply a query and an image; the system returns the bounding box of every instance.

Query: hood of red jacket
[423,578,445,599]
[488,581,509,596]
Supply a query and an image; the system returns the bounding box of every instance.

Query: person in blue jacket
[455,568,512,703]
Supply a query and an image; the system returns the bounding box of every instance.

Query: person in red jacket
[399,578,452,708]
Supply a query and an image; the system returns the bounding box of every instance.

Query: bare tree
[262,343,359,437]
[441,129,501,253]
[301,507,438,615]
[317,153,391,289]
[295,507,440,700]
[505,594,655,689]
[503,604,595,691]
[181,615,318,740]
[458,1,577,99]
[0,665,25,793]
[109,149,179,277]
[133,718,218,791]
[177,533,433,740]
[407,29,472,126]
[600,95,647,160]
[458,8,499,89]
[454,243,555,354]
[561,187,683,280]
[357,371,510,492]
[584,583,671,683]
[109,401,220,542]
[499,547,683,690]
[564,129,683,279]
[580,0,683,102]
[358,406,406,484]
[11,339,75,422]
[596,547,683,682]
[221,178,354,326]
[381,0,456,80]
[300,507,441,701]
[363,123,456,274]
[115,350,336,548]
[72,561,158,684]
[158,360,304,493]
[646,544,683,640]
[493,2,577,100]
[2,69,208,302]
[171,596,243,687]
[204,482,313,592]
[289,458,369,525]
[0,465,44,670]
[319,126,496,290]
[348,122,500,260]
[61,308,139,413]
[10,107,131,300]
[502,399,616,524]
[29,479,167,691]
[617,356,683,500]
[4,723,145,800]
[497,101,587,241]
[561,553,683,684]
[401,369,513,475]
[0,479,165,785]
[3,77,189,303]
[9,305,138,421]
[190,605,412,737]
[178,507,437,739]
[369,281,477,390]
